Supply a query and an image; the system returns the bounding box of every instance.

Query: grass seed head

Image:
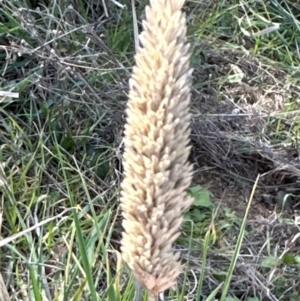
[121,0,193,296]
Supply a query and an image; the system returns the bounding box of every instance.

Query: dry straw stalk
[121,0,193,298]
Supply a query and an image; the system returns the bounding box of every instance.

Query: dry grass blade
[0,273,10,301]
[0,210,70,248]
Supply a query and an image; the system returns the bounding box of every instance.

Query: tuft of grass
[1,1,128,299]
[1,0,300,300]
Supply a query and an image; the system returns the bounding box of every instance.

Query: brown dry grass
[1,0,300,300]
[0,272,10,301]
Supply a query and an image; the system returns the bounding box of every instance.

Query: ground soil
[189,46,300,223]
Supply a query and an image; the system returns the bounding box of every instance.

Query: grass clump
[1,0,300,300]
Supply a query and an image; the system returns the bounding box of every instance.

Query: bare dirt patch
[190,46,300,215]
[187,43,300,300]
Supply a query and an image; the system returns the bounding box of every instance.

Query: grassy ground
[1,0,300,300]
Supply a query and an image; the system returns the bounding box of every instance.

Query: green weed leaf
[261,256,278,268]
[283,253,296,265]
[188,185,214,208]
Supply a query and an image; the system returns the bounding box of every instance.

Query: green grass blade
[220,175,260,301]
[196,227,214,301]
[71,206,99,301]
